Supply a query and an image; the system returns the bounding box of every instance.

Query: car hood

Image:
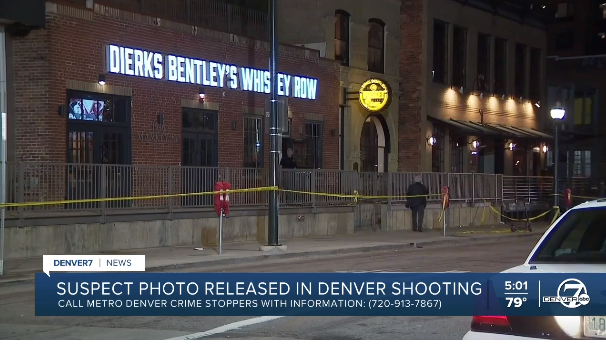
[501,264,606,273]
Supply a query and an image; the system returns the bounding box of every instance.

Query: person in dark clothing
[406,175,429,232]
[280,148,297,169]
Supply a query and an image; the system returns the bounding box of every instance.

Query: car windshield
[530,206,606,264]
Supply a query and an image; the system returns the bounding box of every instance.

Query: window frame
[573,90,595,126]
[450,137,464,173]
[573,150,591,177]
[476,33,491,93]
[529,48,541,101]
[242,115,265,168]
[555,2,575,20]
[304,121,323,169]
[335,10,350,66]
[514,43,527,99]
[452,25,468,89]
[367,18,385,74]
[431,123,445,173]
[432,19,449,85]
[494,38,507,96]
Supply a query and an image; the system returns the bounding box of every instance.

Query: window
[476,34,491,93]
[573,150,591,177]
[514,44,526,99]
[431,123,445,172]
[304,122,323,169]
[368,19,385,73]
[432,20,448,84]
[450,138,464,173]
[555,2,575,19]
[529,48,541,101]
[68,95,129,124]
[494,38,507,96]
[555,30,574,51]
[574,90,595,125]
[335,10,350,66]
[530,206,606,264]
[243,116,263,168]
[67,92,131,165]
[452,26,467,89]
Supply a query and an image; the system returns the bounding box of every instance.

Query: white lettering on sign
[107,45,162,80]
[106,44,318,100]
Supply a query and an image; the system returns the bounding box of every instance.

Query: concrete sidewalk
[0,223,548,284]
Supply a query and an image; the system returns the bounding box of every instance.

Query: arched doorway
[360,115,389,172]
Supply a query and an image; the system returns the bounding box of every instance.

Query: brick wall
[11,2,340,169]
[398,0,424,172]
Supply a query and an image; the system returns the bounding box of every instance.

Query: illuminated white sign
[106,44,318,100]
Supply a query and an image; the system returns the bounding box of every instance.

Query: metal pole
[267,0,280,246]
[553,125,559,208]
[0,29,7,277]
[219,208,223,255]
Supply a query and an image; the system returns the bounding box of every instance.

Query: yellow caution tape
[0,186,278,208]
[0,186,444,209]
[460,229,521,234]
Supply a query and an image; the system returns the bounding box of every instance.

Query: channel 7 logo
[542,278,591,309]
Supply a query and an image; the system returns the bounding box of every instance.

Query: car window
[530,207,606,264]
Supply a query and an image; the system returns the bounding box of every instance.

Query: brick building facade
[7,1,340,171]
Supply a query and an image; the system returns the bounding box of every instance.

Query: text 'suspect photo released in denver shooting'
[1,0,606,346]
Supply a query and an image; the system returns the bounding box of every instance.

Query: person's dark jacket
[406,182,429,208]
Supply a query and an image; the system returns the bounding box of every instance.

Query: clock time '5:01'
[504,281,528,291]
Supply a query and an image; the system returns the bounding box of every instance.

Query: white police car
[463,199,606,340]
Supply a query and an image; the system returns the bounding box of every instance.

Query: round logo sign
[359,79,390,112]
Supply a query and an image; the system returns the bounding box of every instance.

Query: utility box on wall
[264,97,289,134]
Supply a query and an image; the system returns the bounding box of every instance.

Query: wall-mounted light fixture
[98,74,106,86]
[501,94,506,101]
[459,87,464,94]
[427,136,437,146]
[519,96,523,103]
[198,87,205,102]
[479,92,484,100]
[535,101,541,108]
[507,142,516,151]
[542,145,548,153]
[471,140,480,150]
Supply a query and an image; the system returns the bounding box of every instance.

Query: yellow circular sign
[359,79,390,112]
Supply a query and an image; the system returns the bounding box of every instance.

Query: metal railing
[91,0,269,40]
[5,163,508,215]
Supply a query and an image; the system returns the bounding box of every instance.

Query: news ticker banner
[35,271,605,317]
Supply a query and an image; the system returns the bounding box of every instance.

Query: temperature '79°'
[506,297,527,308]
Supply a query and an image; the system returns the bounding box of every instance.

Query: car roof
[570,199,606,210]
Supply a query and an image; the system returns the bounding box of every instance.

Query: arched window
[335,10,350,66]
[368,19,385,73]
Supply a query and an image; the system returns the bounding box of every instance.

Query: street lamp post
[550,103,566,208]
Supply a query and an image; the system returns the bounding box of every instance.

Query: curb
[0,231,543,286]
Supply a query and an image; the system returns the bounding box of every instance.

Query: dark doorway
[66,91,132,209]
[181,108,219,207]
[360,119,379,172]
[513,146,527,176]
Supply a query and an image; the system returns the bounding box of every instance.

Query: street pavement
[0,237,538,340]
